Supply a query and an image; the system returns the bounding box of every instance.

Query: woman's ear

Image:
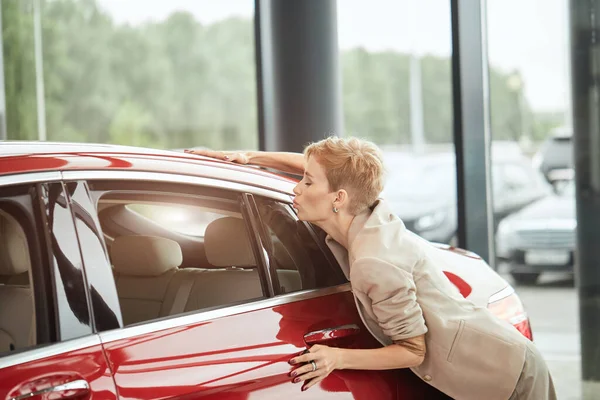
[334,189,349,210]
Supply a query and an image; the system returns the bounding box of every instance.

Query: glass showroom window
[2,0,258,151]
[337,0,457,244]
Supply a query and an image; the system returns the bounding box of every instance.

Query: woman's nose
[293,182,301,195]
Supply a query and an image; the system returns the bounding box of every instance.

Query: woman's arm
[289,335,425,391]
[184,149,305,175]
[338,335,426,370]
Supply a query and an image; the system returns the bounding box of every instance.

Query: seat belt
[169,280,194,315]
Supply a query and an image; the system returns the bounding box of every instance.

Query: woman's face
[292,156,337,223]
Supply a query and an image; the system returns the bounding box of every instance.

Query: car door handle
[304,324,361,345]
[9,379,90,400]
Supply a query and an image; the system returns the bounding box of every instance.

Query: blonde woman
[185,137,555,400]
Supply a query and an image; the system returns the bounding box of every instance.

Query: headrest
[111,235,182,276]
[0,211,30,276]
[204,217,256,267]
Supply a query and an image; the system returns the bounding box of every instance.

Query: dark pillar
[569,1,600,396]
[450,0,495,266]
[255,0,343,152]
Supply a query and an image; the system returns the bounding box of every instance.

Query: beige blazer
[326,199,527,400]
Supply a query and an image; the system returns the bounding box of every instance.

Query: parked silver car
[496,180,576,285]
[382,148,552,244]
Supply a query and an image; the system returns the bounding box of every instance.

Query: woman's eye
[305,182,312,186]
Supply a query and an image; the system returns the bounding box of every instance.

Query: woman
[185,137,555,400]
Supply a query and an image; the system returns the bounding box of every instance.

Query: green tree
[2,0,37,140]
[2,0,546,149]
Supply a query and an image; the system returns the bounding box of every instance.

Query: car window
[39,183,94,341]
[0,206,38,356]
[0,183,78,357]
[65,181,122,331]
[254,197,347,294]
[126,204,224,238]
[89,181,267,327]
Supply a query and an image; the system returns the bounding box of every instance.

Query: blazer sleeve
[351,257,427,341]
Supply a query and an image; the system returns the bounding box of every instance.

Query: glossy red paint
[0,142,528,400]
[0,343,117,399]
[102,291,449,400]
[442,271,473,298]
[0,143,298,188]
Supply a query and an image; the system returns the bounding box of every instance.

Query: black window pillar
[450,0,495,266]
[254,0,343,152]
[569,1,600,396]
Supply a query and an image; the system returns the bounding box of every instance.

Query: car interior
[98,195,304,327]
[0,209,35,354]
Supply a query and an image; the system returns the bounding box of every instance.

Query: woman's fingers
[302,375,325,391]
[289,345,336,391]
[228,152,250,164]
[294,369,321,383]
[290,359,318,378]
[289,350,318,366]
[184,149,249,165]
[289,344,324,365]
[184,149,224,159]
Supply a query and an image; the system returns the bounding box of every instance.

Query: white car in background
[496,180,576,285]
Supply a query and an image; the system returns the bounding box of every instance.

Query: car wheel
[510,272,540,286]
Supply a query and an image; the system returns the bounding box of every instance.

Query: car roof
[0,141,298,195]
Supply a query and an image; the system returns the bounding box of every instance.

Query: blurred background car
[382,145,552,244]
[496,178,576,285]
[532,127,573,184]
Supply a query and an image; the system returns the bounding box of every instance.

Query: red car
[0,142,532,399]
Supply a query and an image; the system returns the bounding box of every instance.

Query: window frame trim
[97,283,351,345]
[61,170,292,203]
[0,172,62,188]
[241,193,277,297]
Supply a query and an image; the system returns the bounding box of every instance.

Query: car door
[251,195,450,400]
[72,174,388,400]
[67,171,442,400]
[0,178,117,399]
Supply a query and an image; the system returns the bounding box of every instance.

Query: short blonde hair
[304,136,384,215]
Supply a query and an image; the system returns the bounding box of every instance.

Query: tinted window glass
[66,181,122,331]
[255,198,347,294]
[0,194,37,355]
[40,183,93,340]
[91,185,266,327]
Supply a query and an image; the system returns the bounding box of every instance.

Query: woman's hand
[289,345,342,391]
[184,148,251,165]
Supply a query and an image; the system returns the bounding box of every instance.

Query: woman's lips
[292,201,299,209]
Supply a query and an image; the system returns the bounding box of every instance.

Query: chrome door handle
[9,379,90,400]
[304,324,361,345]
